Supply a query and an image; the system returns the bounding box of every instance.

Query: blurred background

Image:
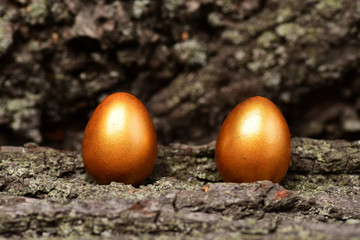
[0,0,359,151]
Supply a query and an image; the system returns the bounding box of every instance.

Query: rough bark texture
[1,137,360,239]
[1,0,360,149]
[1,1,360,238]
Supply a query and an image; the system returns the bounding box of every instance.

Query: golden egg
[215,96,291,183]
[82,92,157,185]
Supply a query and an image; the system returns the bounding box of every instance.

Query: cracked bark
[1,137,360,239]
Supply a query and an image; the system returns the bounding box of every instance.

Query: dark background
[0,0,359,151]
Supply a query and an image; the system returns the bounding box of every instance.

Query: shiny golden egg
[215,96,291,183]
[82,92,157,185]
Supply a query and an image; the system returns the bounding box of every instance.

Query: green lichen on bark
[1,138,360,239]
[173,39,207,67]
[133,0,150,18]
[0,19,13,55]
[0,0,360,146]
[1,0,360,238]
[21,0,49,25]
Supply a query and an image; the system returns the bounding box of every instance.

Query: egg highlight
[82,92,157,185]
[215,96,291,183]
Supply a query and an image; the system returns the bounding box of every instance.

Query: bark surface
[0,0,360,148]
[1,1,360,238]
[1,137,360,239]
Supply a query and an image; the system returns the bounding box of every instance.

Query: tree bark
[1,137,360,239]
[0,0,360,148]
